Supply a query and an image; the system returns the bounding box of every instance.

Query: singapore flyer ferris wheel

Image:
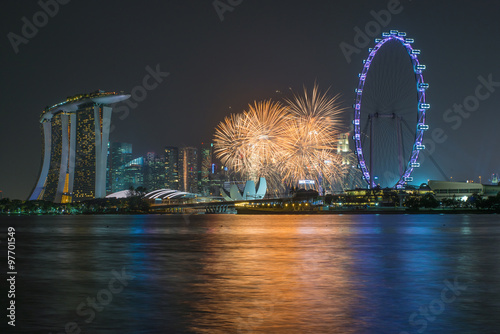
[353,30,429,189]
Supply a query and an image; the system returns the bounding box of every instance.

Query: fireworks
[213,85,350,192]
[213,100,287,189]
[280,86,344,188]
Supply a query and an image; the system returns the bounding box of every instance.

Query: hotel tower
[29,91,130,203]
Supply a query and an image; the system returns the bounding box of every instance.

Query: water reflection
[4,214,500,333]
[179,218,362,333]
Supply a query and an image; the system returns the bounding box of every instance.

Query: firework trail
[280,85,344,189]
[213,100,288,189]
[213,85,353,193]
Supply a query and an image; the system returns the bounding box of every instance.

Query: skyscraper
[122,157,144,189]
[337,132,350,165]
[29,91,130,203]
[336,132,362,191]
[179,147,198,193]
[164,146,179,190]
[107,142,133,194]
[199,143,213,195]
[144,152,165,192]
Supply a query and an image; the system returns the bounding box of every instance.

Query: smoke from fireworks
[213,85,354,192]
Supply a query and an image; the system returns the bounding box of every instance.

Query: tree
[404,196,420,210]
[127,185,137,198]
[324,194,333,205]
[404,193,439,209]
[468,192,484,209]
[420,193,439,208]
[135,186,148,197]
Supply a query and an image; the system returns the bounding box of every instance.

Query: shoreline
[2,209,499,216]
[234,208,500,215]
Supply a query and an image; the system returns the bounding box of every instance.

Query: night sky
[1,0,499,200]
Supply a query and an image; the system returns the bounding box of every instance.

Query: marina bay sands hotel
[29,91,130,203]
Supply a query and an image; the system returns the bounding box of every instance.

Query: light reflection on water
[2,214,500,333]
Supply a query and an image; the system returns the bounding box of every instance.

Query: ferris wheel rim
[353,30,429,189]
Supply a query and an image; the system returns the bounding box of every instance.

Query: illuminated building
[107,142,133,194]
[337,132,350,165]
[122,157,144,189]
[207,162,230,196]
[180,147,198,193]
[29,91,130,203]
[221,178,267,201]
[144,152,165,192]
[428,180,500,200]
[428,180,483,200]
[107,188,195,201]
[199,143,213,195]
[334,132,362,192]
[164,146,179,190]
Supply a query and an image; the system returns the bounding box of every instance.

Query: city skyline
[106,141,224,197]
[1,1,500,199]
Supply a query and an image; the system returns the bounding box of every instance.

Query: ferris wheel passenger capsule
[411,49,421,55]
[416,144,425,150]
[418,83,429,91]
[419,103,430,109]
[404,177,414,182]
[418,124,429,130]
[398,32,407,37]
[405,38,414,44]
[410,163,420,168]
[382,32,391,37]
[390,30,398,35]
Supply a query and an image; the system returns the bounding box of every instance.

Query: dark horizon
[1,0,500,199]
